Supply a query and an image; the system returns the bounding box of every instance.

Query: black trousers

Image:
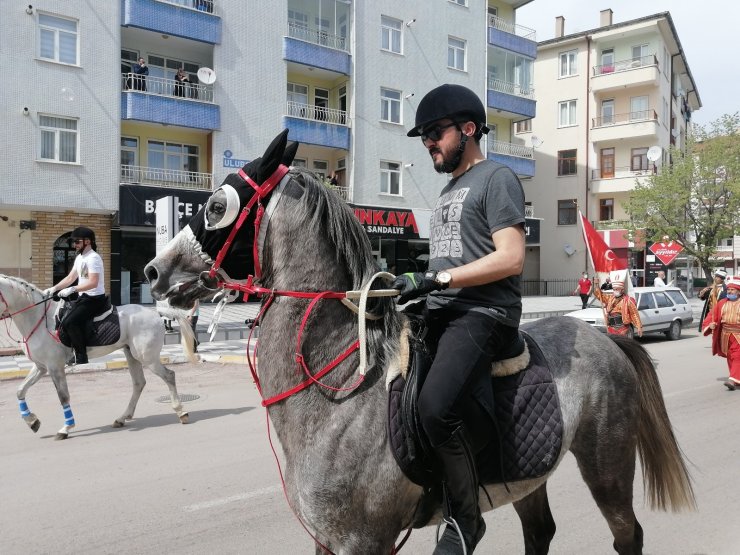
[62,294,108,353]
[579,293,590,309]
[418,308,519,448]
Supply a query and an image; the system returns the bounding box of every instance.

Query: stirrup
[435,516,469,555]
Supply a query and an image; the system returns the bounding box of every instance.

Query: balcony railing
[326,183,350,201]
[488,140,534,159]
[122,73,215,103]
[156,0,216,14]
[594,219,632,231]
[591,165,657,180]
[120,165,213,191]
[286,101,348,125]
[487,75,535,100]
[592,54,658,76]
[592,109,658,128]
[487,14,536,41]
[288,21,348,51]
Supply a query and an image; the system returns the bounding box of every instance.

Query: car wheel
[666,320,682,341]
[625,325,635,340]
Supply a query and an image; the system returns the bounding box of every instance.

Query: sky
[516,0,735,127]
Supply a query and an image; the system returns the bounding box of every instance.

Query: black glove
[392,271,445,304]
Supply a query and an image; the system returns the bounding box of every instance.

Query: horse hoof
[179,413,189,424]
[55,432,68,441]
[112,420,125,428]
[30,419,41,433]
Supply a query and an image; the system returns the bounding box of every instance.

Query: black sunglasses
[72,239,84,243]
[420,122,458,143]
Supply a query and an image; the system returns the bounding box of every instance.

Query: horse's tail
[610,335,697,512]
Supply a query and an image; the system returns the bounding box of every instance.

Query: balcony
[590,166,656,194]
[594,219,632,231]
[486,140,535,177]
[120,165,213,191]
[283,20,351,75]
[121,74,220,130]
[591,54,660,93]
[487,15,536,58]
[121,0,221,45]
[282,101,350,150]
[590,110,659,143]
[487,75,536,119]
[326,183,350,202]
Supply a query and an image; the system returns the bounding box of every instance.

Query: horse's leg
[47,367,75,440]
[571,440,643,555]
[147,359,188,424]
[16,364,47,432]
[511,483,556,555]
[114,347,146,428]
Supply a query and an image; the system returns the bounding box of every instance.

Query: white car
[565,286,693,340]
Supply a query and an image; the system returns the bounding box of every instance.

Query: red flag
[579,211,626,273]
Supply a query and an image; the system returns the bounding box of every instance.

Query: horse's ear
[256,130,289,180]
[283,140,299,167]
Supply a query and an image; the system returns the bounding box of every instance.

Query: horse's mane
[0,274,43,300]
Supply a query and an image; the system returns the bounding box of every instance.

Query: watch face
[437,271,451,285]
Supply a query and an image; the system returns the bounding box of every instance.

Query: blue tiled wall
[121,0,221,44]
[122,92,220,130]
[487,153,535,178]
[283,37,351,75]
[488,27,536,59]
[283,117,350,150]
[487,90,536,119]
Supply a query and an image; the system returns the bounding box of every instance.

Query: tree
[624,113,740,279]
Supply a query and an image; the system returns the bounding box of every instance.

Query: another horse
[144,131,695,554]
[0,275,192,439]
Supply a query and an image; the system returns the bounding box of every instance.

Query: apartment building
[521,9,701,282]
[0,0,537,303]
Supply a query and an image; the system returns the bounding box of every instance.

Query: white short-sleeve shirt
[73,250,105,296]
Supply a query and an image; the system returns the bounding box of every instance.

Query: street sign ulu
[649,240,684,266]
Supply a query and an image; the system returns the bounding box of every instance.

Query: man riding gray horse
[392,83,526,554]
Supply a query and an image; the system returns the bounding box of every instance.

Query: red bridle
[0,290,58,359]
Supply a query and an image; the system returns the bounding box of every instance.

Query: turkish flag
[579,212,626,273]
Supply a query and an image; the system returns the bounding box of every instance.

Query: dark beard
[432,134,468,174]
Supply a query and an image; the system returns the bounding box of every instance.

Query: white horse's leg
[115,346,146,428]
[148,360,188,424]
[16,364,46,433]
[47,366,75,440]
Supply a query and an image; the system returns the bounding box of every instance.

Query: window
[558,100,577,127]
[487,6,498,17]
[380,161,401,195]
[449,0,467,5]
[654,292,673,308]
[40,115,78,163]
[630,95,649,119]
[39,14,78,64]
[381,15,402,54]
[631,44,648,63]
[121,137,138,167]
[638,293,655,310]
[287,82,308,117]
[380,87,401,123]
[292,158,307,168]
[557,149,577,176]
[600,198,614,221]
[557,199,577,225]
[313,160,328,180]
[631,147,648,171]
[147,141,198,173]
[666,290,688,305]
[515,120,532,133]
[448,36,466,71]
[601,99,614,125]
[559,50,577,77]
[662,97,669,127]
[315,88,329,121]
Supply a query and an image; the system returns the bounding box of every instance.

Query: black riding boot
[433,427,485,554]
[65,326,88,364]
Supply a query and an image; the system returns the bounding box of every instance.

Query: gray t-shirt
[426,160,525,326]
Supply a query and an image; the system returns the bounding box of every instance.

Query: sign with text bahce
[648,239,684,266]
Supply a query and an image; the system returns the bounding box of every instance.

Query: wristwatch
[426,270,452,289]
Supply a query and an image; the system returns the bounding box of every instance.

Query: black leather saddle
[56,295,121,348]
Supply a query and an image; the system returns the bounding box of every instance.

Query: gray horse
[0,274,192,439]
[144,131,695,554]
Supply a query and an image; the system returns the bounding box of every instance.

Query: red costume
[593,280,643,336]
[703,295,740,389]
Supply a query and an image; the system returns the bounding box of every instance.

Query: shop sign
[351,205,424,239]
[648,238,683,266]
[223,150,249,168]
[119,185,211,227]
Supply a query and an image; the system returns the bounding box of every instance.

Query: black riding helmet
[71,226,97,250]
[407,83,490,138]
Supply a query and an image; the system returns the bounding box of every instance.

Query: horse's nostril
[144,263,158,285]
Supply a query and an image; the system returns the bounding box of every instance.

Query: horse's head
[144,130,298,308]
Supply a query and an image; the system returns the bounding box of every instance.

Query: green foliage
[624,113,740,278]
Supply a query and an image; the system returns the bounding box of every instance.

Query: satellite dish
[646,145,662,162]
[197,67,216,85]
[531,135,543,148]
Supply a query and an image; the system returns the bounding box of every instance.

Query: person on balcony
[132,58,148,92]
[174,68,191,98]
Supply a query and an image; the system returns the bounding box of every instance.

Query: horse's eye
[204,185,240,230]
[210,202,226,215]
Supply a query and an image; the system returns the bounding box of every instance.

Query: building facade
[0,0,537,303]
[521,9,701,282]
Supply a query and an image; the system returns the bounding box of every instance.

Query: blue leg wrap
[62,403,75,427]
[19,399,30,417]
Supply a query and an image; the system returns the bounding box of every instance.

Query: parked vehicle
[565,286,693,340]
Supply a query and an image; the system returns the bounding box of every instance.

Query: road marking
[183,485,282,512]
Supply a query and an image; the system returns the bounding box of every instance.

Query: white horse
[0,274,194,439]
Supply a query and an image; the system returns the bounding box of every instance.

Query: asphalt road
[1,328,738,554]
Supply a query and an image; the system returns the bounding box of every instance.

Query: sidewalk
[0,295,705,381]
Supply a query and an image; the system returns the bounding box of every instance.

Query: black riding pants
[62,294,107,353]
[418,308,519,448]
